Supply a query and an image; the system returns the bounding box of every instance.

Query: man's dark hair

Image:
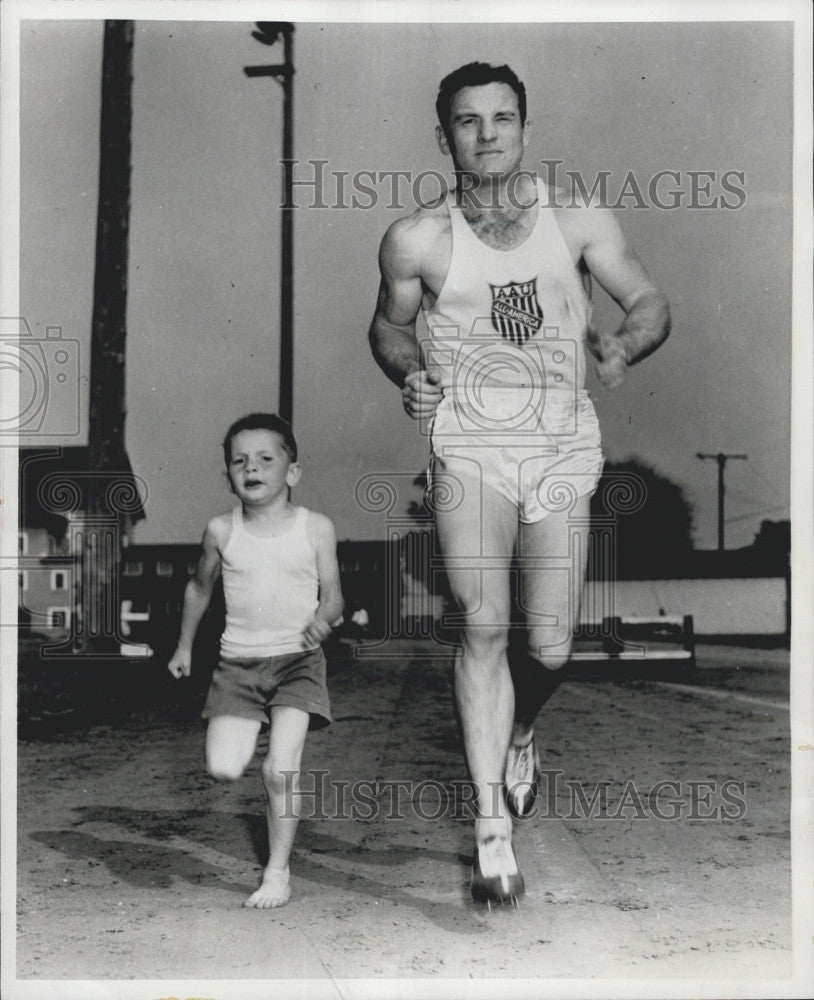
[222,413,298,465]
[436,62,527,140]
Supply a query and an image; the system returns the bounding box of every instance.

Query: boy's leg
[205,715,263,781]
[244,704,310,909]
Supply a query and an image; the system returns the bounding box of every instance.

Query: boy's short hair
[222,413,298,464]
[436,62,527,141]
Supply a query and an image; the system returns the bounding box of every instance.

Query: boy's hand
[168,648,191,679]
[302,615,333,647]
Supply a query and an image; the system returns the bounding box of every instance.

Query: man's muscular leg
[502,496,591,817]
[433,462,518,845]
[514,494,592,732]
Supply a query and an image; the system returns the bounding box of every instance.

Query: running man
[368,62,670,904]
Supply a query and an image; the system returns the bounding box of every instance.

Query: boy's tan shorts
[202,647,331,730]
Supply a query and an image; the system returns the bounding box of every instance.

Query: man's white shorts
[429,387,604,523]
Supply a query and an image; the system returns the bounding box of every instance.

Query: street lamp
[244,22,295,425]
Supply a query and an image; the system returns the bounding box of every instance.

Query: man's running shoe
[505,734,540,818]
[470,835,525,905]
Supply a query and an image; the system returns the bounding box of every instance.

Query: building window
[48,535,66,556]
[123,561,143,577]
[50,570,68,591]
[19,571,28,592]
[156,560,174,577]
[48,607,70,629]
[19,531,28,555]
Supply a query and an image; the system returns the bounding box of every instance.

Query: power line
[724,504,789,525]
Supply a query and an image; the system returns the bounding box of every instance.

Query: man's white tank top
[220,505,319,659]
[422,180,591,395]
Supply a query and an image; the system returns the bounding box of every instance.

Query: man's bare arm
[368,220,424,386]
[611,285,671,367]
[580,206,671,385]
[368,218,446,418]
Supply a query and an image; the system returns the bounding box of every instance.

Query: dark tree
[749,519,790,576]
[590,458,694,578]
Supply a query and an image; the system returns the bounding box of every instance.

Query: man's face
[438,82,527,179]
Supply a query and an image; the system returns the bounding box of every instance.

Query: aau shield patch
[489,278,544,345]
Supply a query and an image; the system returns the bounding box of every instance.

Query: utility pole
[244,21,295,425]
[696,452,748,551]
[82,19,134,654]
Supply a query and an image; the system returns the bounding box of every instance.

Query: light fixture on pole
[244,22,295,425]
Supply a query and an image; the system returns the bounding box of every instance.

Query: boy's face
[227,428,301,505]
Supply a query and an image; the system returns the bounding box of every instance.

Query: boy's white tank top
[220,505,319,659]
[422,179,591,396]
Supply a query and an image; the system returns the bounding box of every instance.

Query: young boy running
[168,413,343,909]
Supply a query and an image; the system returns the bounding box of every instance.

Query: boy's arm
[302,514,344,648]
[168,519,224,678]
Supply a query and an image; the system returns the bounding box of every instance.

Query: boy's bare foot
[243,867,291,909]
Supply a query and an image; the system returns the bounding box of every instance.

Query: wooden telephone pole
[81,20,134,653]
[696,451,748,551]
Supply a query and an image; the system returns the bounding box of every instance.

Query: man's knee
[460,617,509,660]
[527,633,571,672]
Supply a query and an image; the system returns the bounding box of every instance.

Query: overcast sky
[16,12,795,547]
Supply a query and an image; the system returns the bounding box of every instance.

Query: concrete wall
[402,573,788,636]
[581,578,787,635]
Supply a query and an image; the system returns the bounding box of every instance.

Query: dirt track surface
[14,641,796,995]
